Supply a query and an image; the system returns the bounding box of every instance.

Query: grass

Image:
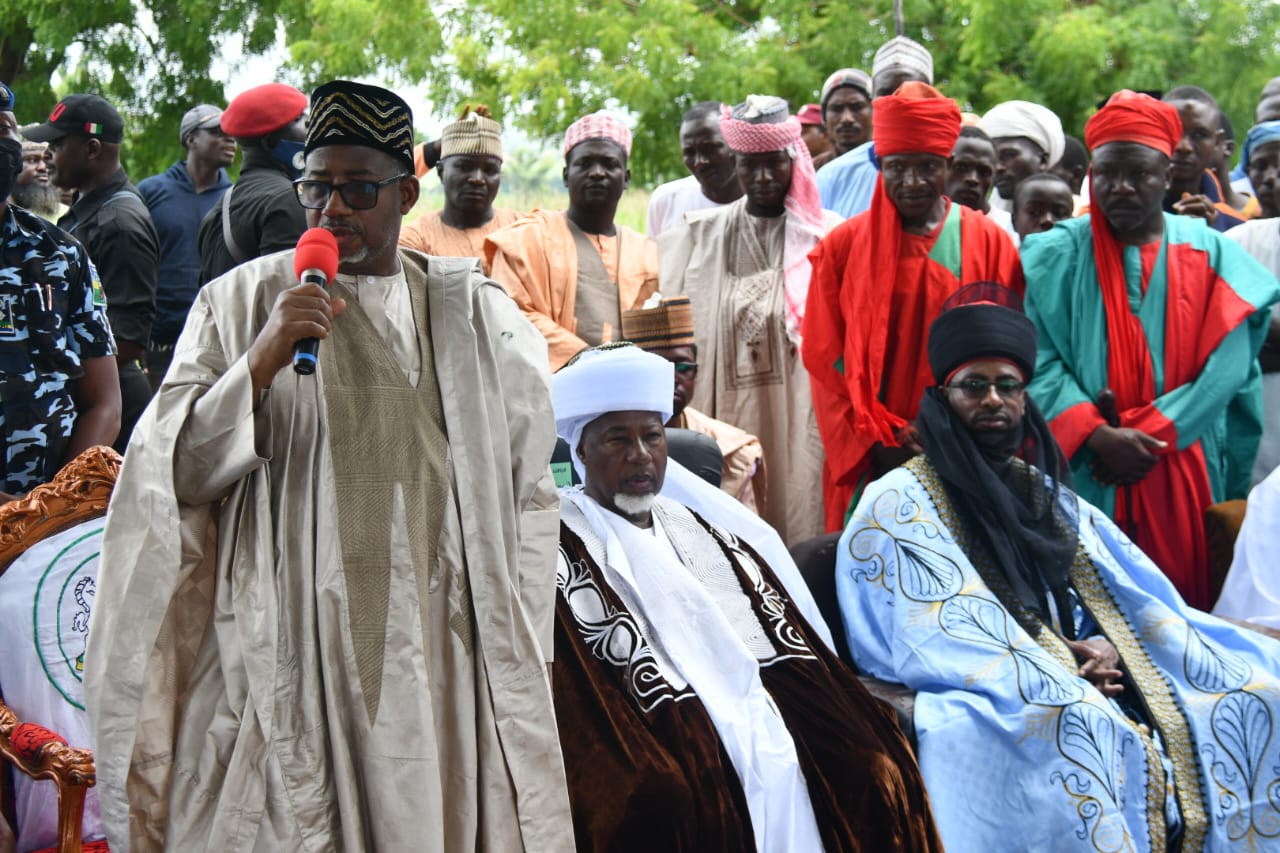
[406,184,653,234]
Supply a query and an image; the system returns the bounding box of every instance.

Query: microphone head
[294,227,340,280]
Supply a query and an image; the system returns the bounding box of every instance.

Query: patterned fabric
[0,205,113,493]
[440,105,503,160]
[720,96,824,345]
[562,110,632,157]
[306,80,415,172]
[1084,90,1182,157]
[9,722,67,761]
[838,455,1280,851]
[873,35,934,82]
[620,295,696,348]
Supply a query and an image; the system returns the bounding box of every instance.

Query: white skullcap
[553,344,674,480]
[981,100,1066,167]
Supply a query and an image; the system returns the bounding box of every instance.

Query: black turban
[927,284,1038,384]
[306,80,415,173]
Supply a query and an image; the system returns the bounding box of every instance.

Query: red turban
[1083,90,1182,157]
[872,82,961,158]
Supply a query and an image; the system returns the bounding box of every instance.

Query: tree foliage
[1,0,1278,184]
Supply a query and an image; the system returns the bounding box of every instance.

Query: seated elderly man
[837,285,1280,851]
[550,343,942,853]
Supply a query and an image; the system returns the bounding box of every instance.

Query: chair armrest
[0,701,94,851]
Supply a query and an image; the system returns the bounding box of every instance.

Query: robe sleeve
[485,222,589,371]
[1023,237,1107,460]
[476,276,562,663]
[803,227,869,485]
[1118,319,1258,449]
[169,289,273,505]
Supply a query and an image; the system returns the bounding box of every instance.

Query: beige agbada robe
[85,248,573,851]
[660,198,838,545]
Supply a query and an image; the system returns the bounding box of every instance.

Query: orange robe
[676,406,766,514]
[399,208,524,271]
[486,210,659,370]
[804,199,1022,531]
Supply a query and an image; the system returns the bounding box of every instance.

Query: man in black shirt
[197,83,308,282]
[27,94,159,452]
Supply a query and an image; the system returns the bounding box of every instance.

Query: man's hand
[247,283,348,394]
[1066,637,1125,697]
[1172,192,1219,225]
[870,439,919,477]
[1086,424,1166,485]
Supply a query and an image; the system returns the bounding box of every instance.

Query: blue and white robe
[837,456,1280,852]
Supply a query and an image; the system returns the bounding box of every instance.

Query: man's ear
[399,173,420,214]
[85,138,102,161]
[623,166,631,189]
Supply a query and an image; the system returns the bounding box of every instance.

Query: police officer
[0,83,120,500]
[27,93,159,452]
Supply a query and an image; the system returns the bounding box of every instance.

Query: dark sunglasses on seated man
[943,377,1027,400]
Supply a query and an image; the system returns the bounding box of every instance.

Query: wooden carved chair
[0,446,121,853]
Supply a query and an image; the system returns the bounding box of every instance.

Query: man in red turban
[1022,89,1280,609]
[803,82,1023,531]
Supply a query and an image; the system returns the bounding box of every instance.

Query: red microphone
[291,228,340,375]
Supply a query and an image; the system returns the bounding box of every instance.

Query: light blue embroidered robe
[836,457,1280,852]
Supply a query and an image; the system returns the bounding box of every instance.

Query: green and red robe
[1023,213,1280,608]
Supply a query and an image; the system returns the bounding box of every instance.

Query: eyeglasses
[673,361,699,376]
[944,378,1027,400]
[293,174,407,210]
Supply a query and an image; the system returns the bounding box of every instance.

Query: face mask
[0,137,23,201]
[271,139,306,178]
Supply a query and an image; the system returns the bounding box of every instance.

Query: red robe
[804,196,1022,532]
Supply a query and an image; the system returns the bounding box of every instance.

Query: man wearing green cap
[88,80,572,852]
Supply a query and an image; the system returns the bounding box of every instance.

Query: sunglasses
[673,361,699,375]
[293,174,407,210]
[944,378,1027,400]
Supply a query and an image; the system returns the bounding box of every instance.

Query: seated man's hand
[1066,636,1125,697]
[1086,424,1165,485]
[247,282,348,394]
[870,439,918,477]
[1171,192,1219,225]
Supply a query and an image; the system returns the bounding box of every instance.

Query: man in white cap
[660,95,841,545]
[980,99,1065,214]
[399,104,522,265]
[549,342,942,853]
[139,103,236,389]
[816,33,935,218]
[487,110,658,370]
[814,67,872,169]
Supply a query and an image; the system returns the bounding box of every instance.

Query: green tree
[1,0,1277,184]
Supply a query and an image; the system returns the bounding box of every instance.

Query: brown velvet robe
[552,504,943,852]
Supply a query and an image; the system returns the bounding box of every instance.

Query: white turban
[981,100,1066,167]
[551,343,837,650]
[552,345,674,480]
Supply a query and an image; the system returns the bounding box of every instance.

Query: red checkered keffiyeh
[563,111,633,157]
[718,96,827,346]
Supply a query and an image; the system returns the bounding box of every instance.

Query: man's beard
[11,182,62,219]
[612,492,656,518]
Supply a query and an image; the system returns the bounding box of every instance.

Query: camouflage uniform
[0,204,114,493]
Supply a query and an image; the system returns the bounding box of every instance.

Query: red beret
[221,83,308,138]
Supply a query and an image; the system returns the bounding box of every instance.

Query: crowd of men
[2,28,1280,853]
